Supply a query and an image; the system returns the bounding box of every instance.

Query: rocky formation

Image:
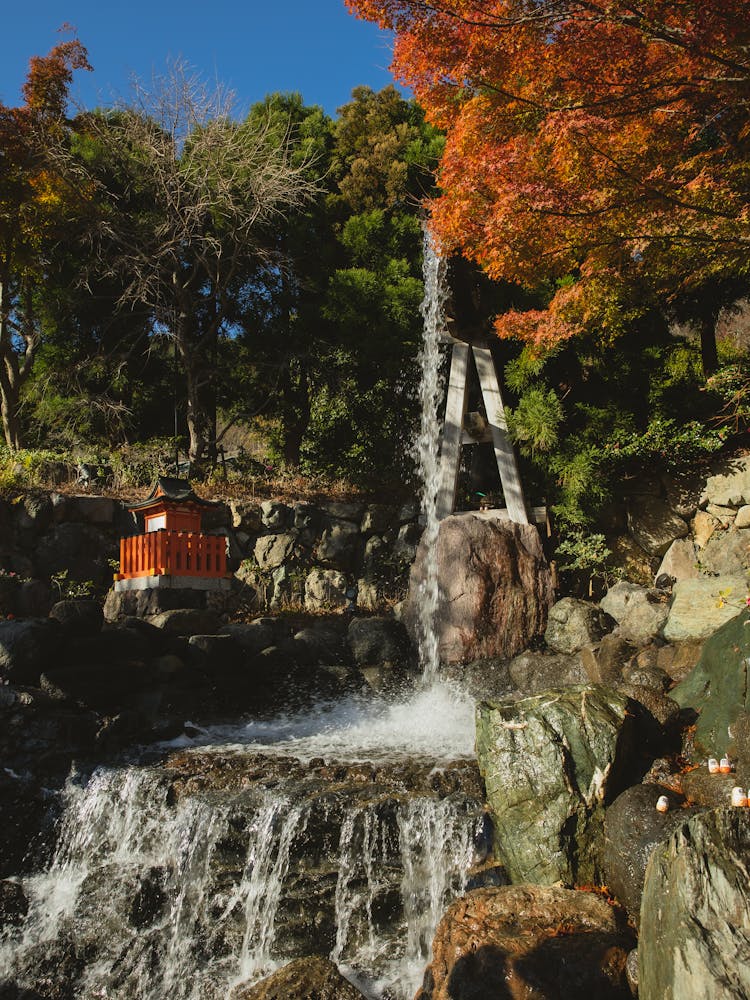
[639,809,750,1000]
[603,783,698,925]
[230,956,367,999]
[416,885,634,1000]
[671,612,750,756]
[404,514,555,664]
[475,686,642,886]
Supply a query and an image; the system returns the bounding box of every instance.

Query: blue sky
[3,1,407,117]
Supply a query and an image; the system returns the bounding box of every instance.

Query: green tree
[58,60,318,468]
[0,37,91,449]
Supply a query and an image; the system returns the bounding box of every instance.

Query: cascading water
[413,228,450,682]
[0,225,483,1000]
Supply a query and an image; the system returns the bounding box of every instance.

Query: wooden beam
[472,346,529,524]
[436,342,470,520]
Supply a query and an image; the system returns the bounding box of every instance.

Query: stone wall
[0,491,422,618]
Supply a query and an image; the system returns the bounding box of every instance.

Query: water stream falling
[0,226,481,1000]
[413,229,450,682]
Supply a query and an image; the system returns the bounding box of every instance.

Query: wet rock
[640,808,750,1000]
[416,885,634,1000]
[671,613,750,755]
[229,955,367,999]
[129,866,168,929]
[603,783,696,924]
[507,650,586,695]
[476,686,639,886]
[404,514,554,665]
[545,598,611,655]
[347,617,411,669]
[48,599,103,637]
[626,948,639,997]
[0,878,28,929]
[293,626,347,665]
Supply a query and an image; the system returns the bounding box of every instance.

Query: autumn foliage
[345,1,750,355]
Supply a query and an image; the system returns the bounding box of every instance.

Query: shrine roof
[127,477,220,511]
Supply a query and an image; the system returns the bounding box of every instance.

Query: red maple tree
[346,1,750,369]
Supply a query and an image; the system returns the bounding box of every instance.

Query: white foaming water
[413,228,449,681]
[1,759,482,1000]
[167,680,476,763]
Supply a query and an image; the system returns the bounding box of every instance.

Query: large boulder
[507,650,587,695]
[544,597,611,654]
[416,885,634,1000]
[701,454,750,507]
[403,513,554,665]
[147,608,222,636]
[475,686,638,886]
[663,576,746,642]
[49,599,104,637]
[627,495,689,557]
[671,612,750,755]
[0,618,60,685]
[639,809,750,1000]
[695,526,750,576]
[603,783,697,925]
[229,956,367,1000]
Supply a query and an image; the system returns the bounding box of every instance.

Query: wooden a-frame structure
[436,338,546,526]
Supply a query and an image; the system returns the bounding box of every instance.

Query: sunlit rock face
[416,884,634,1000]
[403,514,554,666]
[476,685,639,887]
[640,808,750,1000]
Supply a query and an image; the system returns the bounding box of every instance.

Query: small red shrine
[113,477,230,591]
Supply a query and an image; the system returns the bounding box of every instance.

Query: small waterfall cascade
[0,226,487,1000]
[413,228,449,681]
[0,753,485,999]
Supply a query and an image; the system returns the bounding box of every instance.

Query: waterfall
[413,227,449,681]
[1,759,484,1000]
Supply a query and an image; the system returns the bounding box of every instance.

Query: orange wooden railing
[117,530,228,580]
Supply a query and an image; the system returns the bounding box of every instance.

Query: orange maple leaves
[346,0,750,346]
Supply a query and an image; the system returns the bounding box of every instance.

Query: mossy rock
[671,612,750,756]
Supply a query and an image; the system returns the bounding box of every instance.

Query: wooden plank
[471,506,547,526]
[436,342,470,520]
[472,346,529,524]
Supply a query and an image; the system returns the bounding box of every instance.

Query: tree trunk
[699,315,718,377]
[281,358,310,468]
[0,280,24,451]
